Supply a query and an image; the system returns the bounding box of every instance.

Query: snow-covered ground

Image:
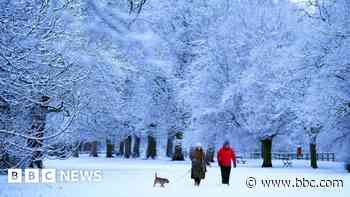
[0,156,349,197]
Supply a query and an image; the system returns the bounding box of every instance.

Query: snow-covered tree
[0,0,84,171]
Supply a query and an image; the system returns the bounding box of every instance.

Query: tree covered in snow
[0,0,349,172]
[0,0,84,171]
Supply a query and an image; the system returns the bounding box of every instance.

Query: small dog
[153,172,170,187]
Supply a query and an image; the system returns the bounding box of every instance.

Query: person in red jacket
[217,141,236,185]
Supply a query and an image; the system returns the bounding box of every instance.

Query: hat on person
[195,142,202,148]
[223,140,230,146]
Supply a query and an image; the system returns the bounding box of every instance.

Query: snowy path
[0,156,349,197]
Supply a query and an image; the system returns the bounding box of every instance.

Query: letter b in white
[25,169,39,183]
[8,169,22,183]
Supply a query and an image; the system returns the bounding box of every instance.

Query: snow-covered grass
[0,155,349,197]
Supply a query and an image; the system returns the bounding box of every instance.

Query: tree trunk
[117,141,124,156]
[106,139,114,158]
[166,136,174,158]
[172,132,184,161]
[28,96,50,169]
[0,97,14,170]
[132,135,140,158]
[72,141,80,158]
[91,141,98,157]
[172,144,184,161]
[296,146,302,159]
[346,163,350,173]
[261,138,273,168]
[124,136,132,158]
[310,143,318,169]
[146,135,157,159]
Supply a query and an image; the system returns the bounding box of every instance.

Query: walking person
[205,144,215,163]
[190,143,207,186]
[217,141,236,185]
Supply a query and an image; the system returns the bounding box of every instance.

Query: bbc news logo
[8,169,102,183]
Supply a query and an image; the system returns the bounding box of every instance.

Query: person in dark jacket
[205,144,215,163]
[217,141,236,185]
[190,143,207,186]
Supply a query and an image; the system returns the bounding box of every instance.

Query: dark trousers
[194,178,201,186]
[220,166,231,184]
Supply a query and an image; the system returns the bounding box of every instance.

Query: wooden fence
[249,152,336,161]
